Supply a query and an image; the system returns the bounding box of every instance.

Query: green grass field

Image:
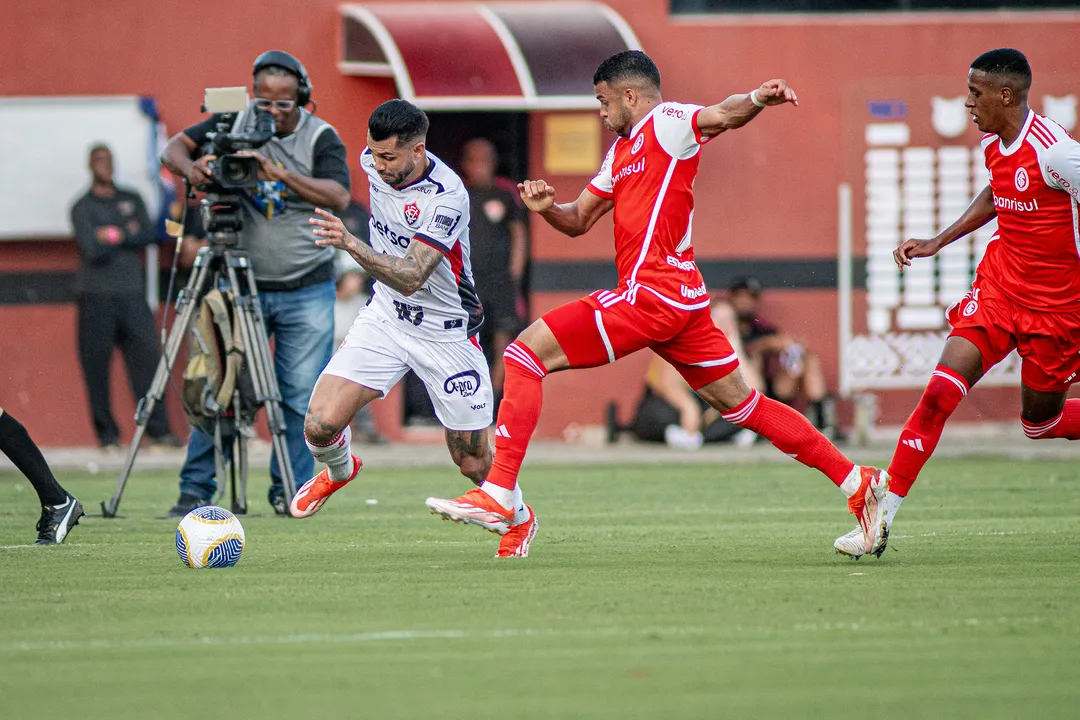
[2,458,1078,719]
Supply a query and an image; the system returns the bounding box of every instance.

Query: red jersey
[978,110,1080,311]
[588,102,714,311]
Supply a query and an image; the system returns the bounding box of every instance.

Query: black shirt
[70,187,157,296]
[183,114,350,190]
[467,184,525,285]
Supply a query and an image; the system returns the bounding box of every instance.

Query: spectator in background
[728,277,836,436]
[70,144,179,452]
[630,300,761,449]
[459,138,527,399]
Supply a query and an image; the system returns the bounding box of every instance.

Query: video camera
[197,88,275,239]
[200,87,275,191]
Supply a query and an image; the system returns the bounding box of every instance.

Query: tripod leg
[224,255,297,503]
[102,254,214,518]
[235,391,249,515]
[212,419,226,507]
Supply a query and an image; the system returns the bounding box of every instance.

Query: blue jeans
[179,281,335,504]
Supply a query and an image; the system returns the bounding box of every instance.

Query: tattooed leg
[445,428,493,486]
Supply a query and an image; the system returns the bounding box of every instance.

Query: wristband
[749,89,767,108]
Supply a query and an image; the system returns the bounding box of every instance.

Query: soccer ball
[175,506,245,568]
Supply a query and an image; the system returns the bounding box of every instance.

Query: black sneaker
[166,493,208,518]
[270,493,289,516]
[35,493,85,545]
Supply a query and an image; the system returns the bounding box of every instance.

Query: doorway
[401,111,531,427]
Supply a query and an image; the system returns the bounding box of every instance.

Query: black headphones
[252,50,312,107]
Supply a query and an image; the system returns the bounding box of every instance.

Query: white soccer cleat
[834,526,865,559]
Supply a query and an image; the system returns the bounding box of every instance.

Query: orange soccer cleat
[496,504,538,559]
[289,455,362,519]
[847,466,889,555]
[425,487,513,534]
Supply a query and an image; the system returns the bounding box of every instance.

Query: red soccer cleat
[496,504,538,558]
[289,455,362,519]
[847,466,889,554]
[425,487,513,534]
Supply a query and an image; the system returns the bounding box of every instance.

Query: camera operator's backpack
[182,290,253,434]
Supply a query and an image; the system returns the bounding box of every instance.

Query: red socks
[485,342,547,491]
[1022,398,1080,440]
[722,389,854,486]
[887,366,968,497]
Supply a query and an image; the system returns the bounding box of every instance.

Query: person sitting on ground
[728,277,836,435]
[630,300,763,449]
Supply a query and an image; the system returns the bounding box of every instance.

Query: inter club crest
[403,201,420,226]
[632,134,645,154]
[1014,166,1029,192]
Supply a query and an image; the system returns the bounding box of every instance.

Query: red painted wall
[2,0,1078,443]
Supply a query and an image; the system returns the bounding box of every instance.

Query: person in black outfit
[460,138,527,397]
[0,407,84,544]
[70,145,178,451]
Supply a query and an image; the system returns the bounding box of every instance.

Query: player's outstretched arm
[894,185,995,272]
[518,180,613,238]
[310,208,442,295]
[693,80,799,139]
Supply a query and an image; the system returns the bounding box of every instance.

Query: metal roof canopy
[339,2,641,110]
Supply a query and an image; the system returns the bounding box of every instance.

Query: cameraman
[160,50,350,516]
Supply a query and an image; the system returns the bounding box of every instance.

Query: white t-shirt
[361,149,482,342]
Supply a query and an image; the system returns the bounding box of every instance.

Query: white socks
[511,484,529,525]
[305,425,355,481]
[883,491,905,528]
[838,465,862,498]
[480,481,514,510]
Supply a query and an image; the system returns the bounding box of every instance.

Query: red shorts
[947,276,1080,393]
[542,289,738,390]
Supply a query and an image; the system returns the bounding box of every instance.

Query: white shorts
[322,307,493,431]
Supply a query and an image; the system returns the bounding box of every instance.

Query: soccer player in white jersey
[290,99,536,558]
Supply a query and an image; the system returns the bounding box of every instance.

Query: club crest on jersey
[404,201,421,226]
[632,134,645,154]
[1014,166,1030,192]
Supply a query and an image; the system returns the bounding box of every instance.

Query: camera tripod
[101,223,297,518]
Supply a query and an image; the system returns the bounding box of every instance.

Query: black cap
[729,276,763,295]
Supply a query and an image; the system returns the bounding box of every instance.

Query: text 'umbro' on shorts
[322,307,493,430]
[542,288,739,390]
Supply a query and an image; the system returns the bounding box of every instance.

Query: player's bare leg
[425,318,564,547]
[290,374,370,518]
[695,368,888,552]
[841,336,985,557]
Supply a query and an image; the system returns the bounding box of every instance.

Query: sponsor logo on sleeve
[427,206,462,239]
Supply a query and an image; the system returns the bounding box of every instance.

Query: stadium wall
[0,0,1077,444]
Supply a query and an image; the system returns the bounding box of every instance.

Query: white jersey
[361,148,482,342]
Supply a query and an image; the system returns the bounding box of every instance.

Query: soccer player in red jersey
[426,50,888,558]
[834,48,1080,559]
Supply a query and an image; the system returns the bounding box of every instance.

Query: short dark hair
[729,276,762,296]
[970,48,1032,90]
[368,99,429,146]
[592,50,661,92]
[88,143,111,157]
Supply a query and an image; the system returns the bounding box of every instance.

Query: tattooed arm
[310,207,443,295]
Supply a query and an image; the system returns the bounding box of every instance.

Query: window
[672,0,1080,14]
